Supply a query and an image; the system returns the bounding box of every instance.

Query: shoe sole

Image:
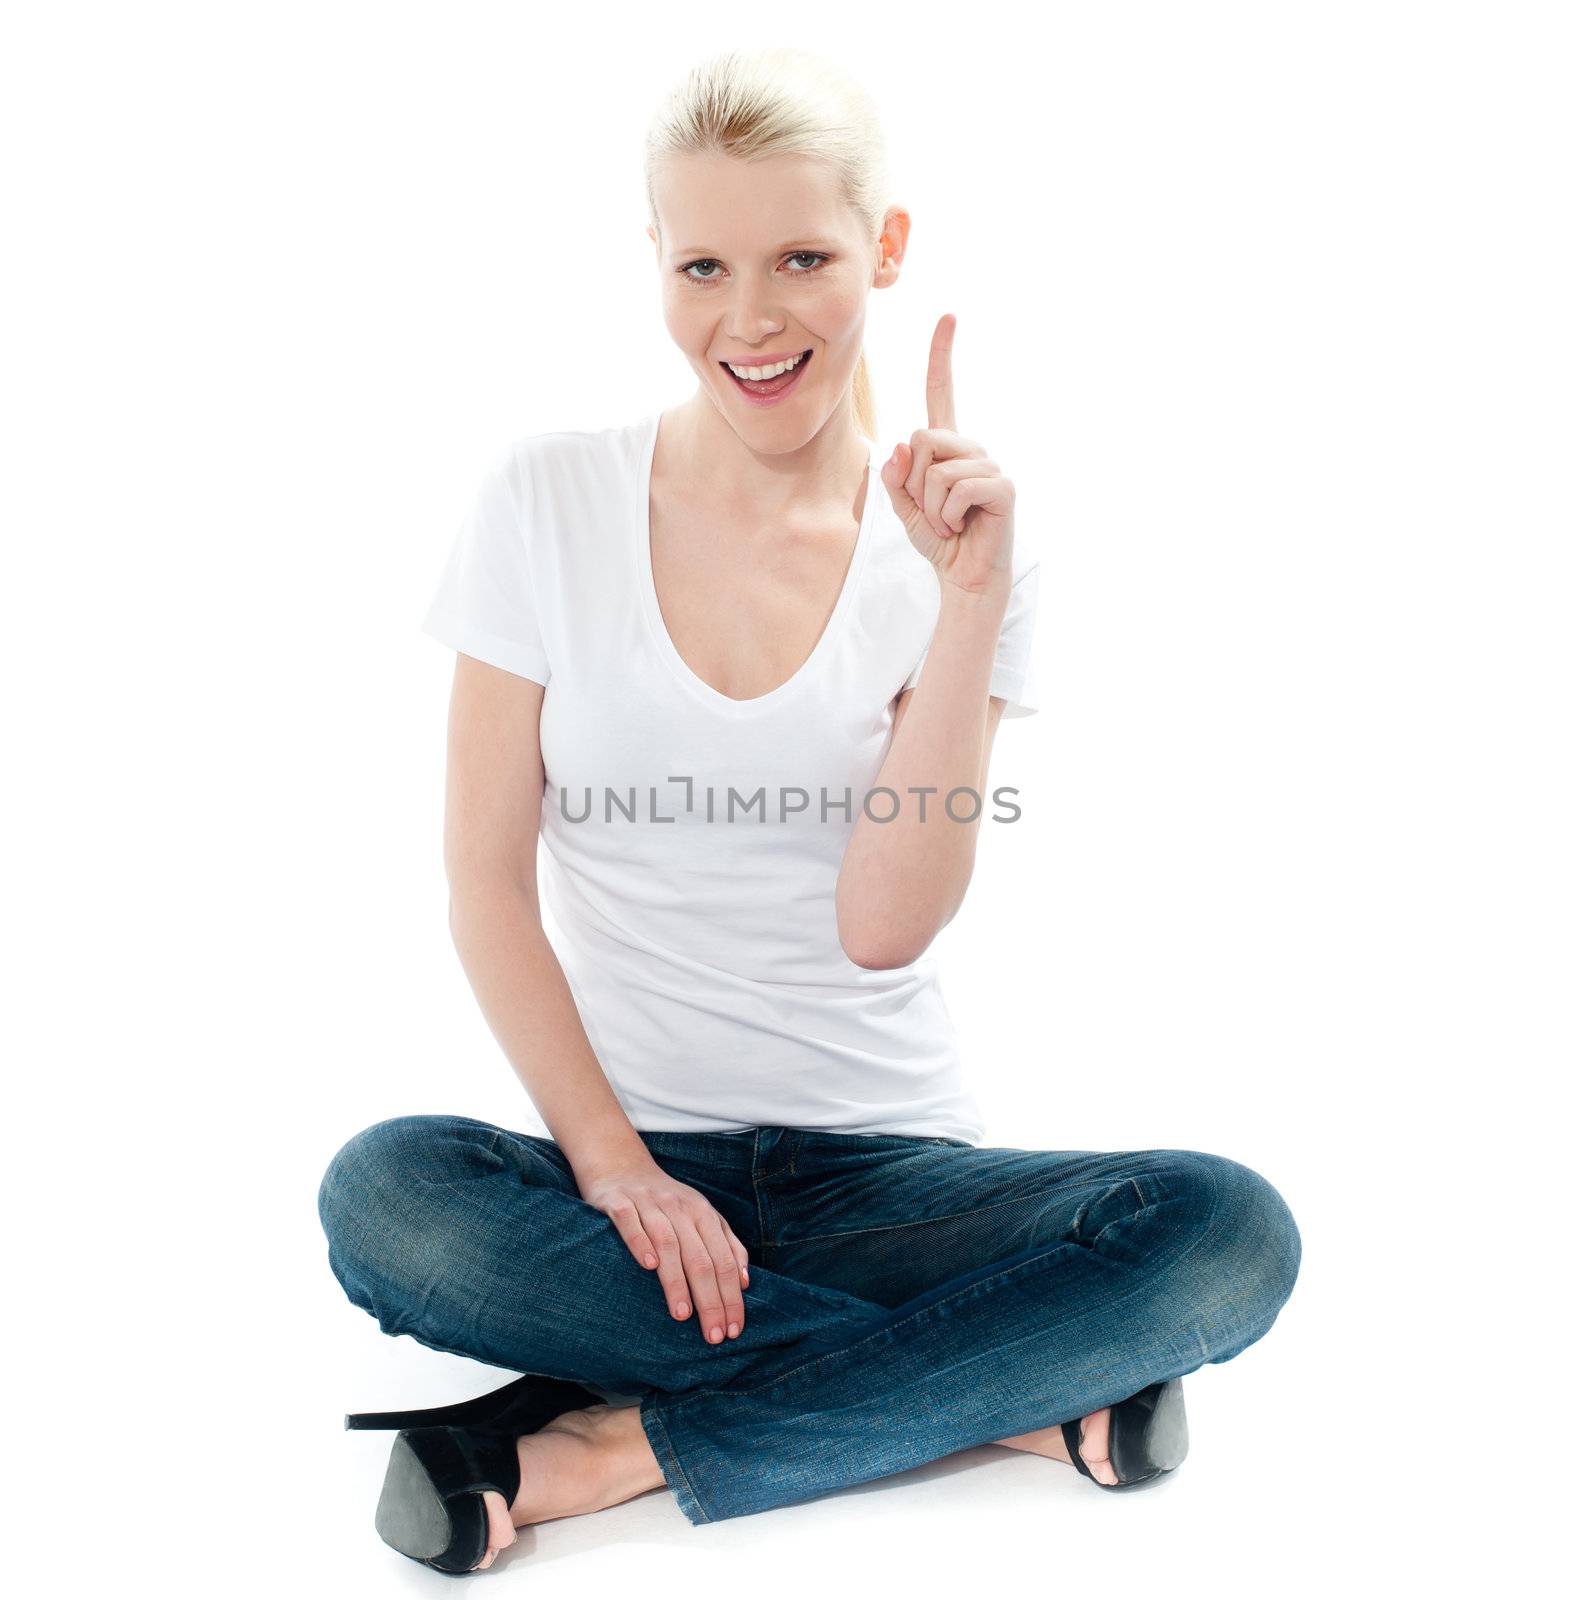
[374,1432,483,1567]
[1102,1379,1189,1490]
[1143,1378,1188,1473]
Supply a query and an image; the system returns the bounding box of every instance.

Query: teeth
[725,351,806,380]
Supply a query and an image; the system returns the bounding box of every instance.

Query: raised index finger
[926,312,957,433]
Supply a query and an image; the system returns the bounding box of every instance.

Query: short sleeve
[420,448,552,687]
[902,560,1041,718]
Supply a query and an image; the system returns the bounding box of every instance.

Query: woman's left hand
[879,312,1016,602]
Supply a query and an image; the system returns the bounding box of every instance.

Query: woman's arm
[438,653,651,1191]
[840,313,1034,969]
[835,586,1009,969]
[438,652,752,1341]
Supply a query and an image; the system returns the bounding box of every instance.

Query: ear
[874,208,911,288]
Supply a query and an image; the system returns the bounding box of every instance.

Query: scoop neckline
[634,409,879,716]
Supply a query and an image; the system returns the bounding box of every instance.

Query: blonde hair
[643,46,892,440]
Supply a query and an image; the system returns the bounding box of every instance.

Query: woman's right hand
[577,1160,751,1343]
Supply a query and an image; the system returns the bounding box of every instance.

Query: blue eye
[678,251,830,284]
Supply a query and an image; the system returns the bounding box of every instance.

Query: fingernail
[709,1326,722,1342]
[727,1322,739,1338]
[676,1300,689,1317]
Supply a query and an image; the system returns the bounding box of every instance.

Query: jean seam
[639,1396,712,1524]
[750,1128,767,1245]
[660,1160,1223,1411]
[783,1188,1076,1245]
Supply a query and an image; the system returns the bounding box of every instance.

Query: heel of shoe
[345,1373,540,1432]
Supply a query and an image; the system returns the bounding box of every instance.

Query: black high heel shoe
[1061,1378,1188,1491]
[344,1373,608,1574]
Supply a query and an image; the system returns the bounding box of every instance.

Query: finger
[731,1230,750,1290]
[904,430,984,502]
[923,458,982,534]
[603,1193,660,1270]
[938,477,978,536]
[643,1206,692,1317]
[929,464,997,535]
[693,1211,746,1337]
[882,441,919,521]
[926,312,957,433]
[668,1207,729,1344]
[904,431,937,509]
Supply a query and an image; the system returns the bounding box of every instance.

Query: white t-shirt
[421,411,1040,1144]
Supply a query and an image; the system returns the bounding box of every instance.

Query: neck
[660,397,869,523]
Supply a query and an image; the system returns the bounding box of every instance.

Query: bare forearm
[447,882,652,1185]
[836,587,1008,967]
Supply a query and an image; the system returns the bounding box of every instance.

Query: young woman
[317,47,1301,1574]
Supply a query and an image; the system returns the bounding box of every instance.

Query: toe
[476,1489,516,1568]
[1077,1407,1120,1486]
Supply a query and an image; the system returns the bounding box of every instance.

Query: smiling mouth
[719,348,813,394]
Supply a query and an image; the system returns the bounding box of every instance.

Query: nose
[724,281,788,342]
[725,321,787,350]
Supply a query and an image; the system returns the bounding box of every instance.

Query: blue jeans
[316,1117,1301,1525]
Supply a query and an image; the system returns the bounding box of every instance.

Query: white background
[5,2,1566,1594]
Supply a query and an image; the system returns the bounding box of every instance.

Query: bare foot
[993,1407,1121,1487]
[468,1403,664,1570]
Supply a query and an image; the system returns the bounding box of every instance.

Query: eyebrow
[672,239,839,256]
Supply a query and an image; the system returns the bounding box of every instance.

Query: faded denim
[317,1117,1301,1524]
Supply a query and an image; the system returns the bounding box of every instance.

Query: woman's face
[648,151,898,445]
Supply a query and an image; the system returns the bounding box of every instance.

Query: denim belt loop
[752,1126,800,1182]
